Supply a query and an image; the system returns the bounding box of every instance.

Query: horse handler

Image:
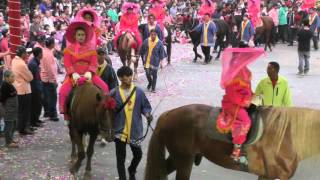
[110,66,153,180]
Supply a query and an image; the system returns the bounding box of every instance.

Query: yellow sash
[96,62,107,76]
[119,85,136,143]
[145,37,159,68]
[203,23,209,46]
[241,20,249,40]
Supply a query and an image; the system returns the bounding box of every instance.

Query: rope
[135,66,172,143]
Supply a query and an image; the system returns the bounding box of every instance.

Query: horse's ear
[96,93,102,102]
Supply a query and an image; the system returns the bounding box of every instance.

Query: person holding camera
[110,66,153,180]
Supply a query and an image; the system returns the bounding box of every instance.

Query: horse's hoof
[83,171,92,180]
[70,164,81,174]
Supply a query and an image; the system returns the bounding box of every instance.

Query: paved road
[1,43,320,179]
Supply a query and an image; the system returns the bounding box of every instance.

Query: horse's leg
[83,133,98,180]
[69,126,77,163]
[175,155,194,180]
[70,131,85,174]
[193,45,198,62]
[267,32,272,52]
[131,48,138,81]
[166,155,176,175]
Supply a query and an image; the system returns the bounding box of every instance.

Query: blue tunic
[239,20,255,42]
[195,21,217,47]
[140,39,167,69]
[111,86,152,145]
[142,23,163,41]
[309,14,320,33]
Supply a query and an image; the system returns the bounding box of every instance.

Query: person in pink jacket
[59,20,109,122]
[11,46,34,135]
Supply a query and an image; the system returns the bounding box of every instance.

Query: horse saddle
[205,106,264,145]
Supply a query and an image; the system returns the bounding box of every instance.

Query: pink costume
[198,0,215,18]
[58,21,109,116]
[113,2,142,49]
[149,4,166,31]
[217,48,264,145]
[217,68,252,144]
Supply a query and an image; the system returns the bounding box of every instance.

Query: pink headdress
[220,48,265,89]
[75,7,101,27]
[121,2,140,14]
[149,0,167,7]
[65,20,95,50]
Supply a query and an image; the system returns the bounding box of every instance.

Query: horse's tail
[144,119,167,180]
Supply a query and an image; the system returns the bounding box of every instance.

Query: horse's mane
[263,107,320,160]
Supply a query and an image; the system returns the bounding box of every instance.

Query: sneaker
[147,83,151,90]
[297,72,303,76]
[151,89,156,93]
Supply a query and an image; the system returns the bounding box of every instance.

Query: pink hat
[75,7,101,27]
[121,2,140,13]
[65,20,94,44]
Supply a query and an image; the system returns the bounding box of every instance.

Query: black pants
[18,94,31,132]
[278,25,288,43]
[30,91,42,125]
[288,27,297,45]
[4,120,16,145]
[115,139,142,180]
[145,68,158,90]
[42,82,58,118]
[201,46,211,63]
[312,34,319,50]
[166,43,172,63]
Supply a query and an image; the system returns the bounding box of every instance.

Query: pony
[117,32,139,81]
[254,16,275,51]
[145,104,320,180]
[68,82,115,179]
[189,19,230,62]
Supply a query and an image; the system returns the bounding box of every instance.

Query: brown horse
[255,16,275,51]
[68,82,114,179]
[145,104,320,180]
[118,32,139,81]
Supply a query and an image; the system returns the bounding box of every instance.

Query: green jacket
[255,76,292,107]
[278,7,288,25]
[107,9,119,23]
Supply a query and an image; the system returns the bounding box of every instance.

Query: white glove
[72,73,81,81]
[84,71,92,80]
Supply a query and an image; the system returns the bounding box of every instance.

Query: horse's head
[96,93,116,142]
